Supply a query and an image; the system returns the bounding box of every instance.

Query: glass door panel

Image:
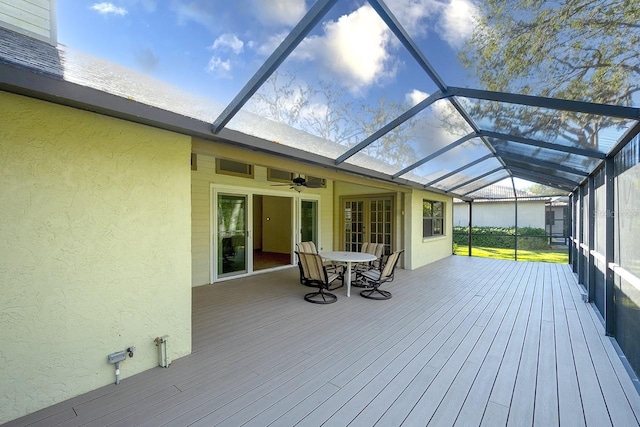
[344,196,394,254]
[301,200,318,246]
[344,201,364,251]
[369,199,392,255]
[217,194,248,277]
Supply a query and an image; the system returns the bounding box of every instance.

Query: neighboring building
[0,6,454,424]
[453,186,551,229]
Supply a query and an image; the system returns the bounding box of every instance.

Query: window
[305,175,326,188]
[267,168,294,183]
[546,210,555,225]
[191,153,197,171]
[423,200,444,237]
[216,158,253,178]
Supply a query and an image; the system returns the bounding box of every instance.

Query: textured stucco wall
[0,91,192,424]
[406,190,453,269]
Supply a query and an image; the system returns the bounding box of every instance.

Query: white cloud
[284,5,396,94]
[137,0,157,12]
[252,2,475,94]
[406,88,460,121]
[170,0,216,28]
[383,0,439,36]
[300,102,330,121]
[322,6,394,91]
[373,0,479,49]
[207,56,233,78]
[402,88,473,158]
[211,33,244,54]
[123,0,158,12]
[256,31,288,56]
[207,34,244,79]
[91,2,128,16]
[251,0,306,26]
[406,89,429,106]
[439,0,479,48]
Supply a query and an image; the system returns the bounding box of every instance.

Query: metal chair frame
[296,251,343,304]
[296,242,343,289]
[357,249,404,300]
[352,242,386,288]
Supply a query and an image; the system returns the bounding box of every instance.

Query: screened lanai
[47,0,640,377]
[2,1,640,424]
[203,0,640,383]
[201,0,640,201]
[10,0,632,201]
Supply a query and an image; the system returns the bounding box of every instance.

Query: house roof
[2,0,640,201]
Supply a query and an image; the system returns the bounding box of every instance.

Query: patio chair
[296,251,343,304]
[357,249,404,300]
[352,242,385,287]
[365,242,385,269]
[296,241,342,288]
[296,241,317,285]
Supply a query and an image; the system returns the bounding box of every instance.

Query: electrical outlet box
[108,350,126,364]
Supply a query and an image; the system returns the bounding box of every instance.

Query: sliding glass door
[217,193,248,277]
[301,200,318,247]
[213,187,309,282]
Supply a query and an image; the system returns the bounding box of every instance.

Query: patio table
[320,251,377,297]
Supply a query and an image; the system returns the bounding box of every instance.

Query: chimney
[0,0,57,45]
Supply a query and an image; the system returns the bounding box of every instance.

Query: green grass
[453,246,569,264]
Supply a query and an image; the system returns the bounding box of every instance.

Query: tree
[526,183,566,196]
[461,0,640,148]
[250,70,314,127]
[246,70,418,169]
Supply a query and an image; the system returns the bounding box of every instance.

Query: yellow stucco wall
[332,182,453,269]
[406,189,453,269]
[0,91,192,424]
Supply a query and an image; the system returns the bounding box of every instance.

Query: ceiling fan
[272,175,324,192]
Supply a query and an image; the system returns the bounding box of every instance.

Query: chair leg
[360,286,392,300]
[351,274,371,288]
[301,278,316,287]
[327,267,345,291]
[304,288,338,304]
[352,270,375,288]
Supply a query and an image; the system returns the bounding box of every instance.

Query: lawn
[453,246,569,264]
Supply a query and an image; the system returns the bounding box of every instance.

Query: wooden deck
[5,256,640,426]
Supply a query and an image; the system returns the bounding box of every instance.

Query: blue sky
[57,1,480,105]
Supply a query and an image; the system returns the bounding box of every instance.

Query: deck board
[3,256,639,427]
[553,264,586,427]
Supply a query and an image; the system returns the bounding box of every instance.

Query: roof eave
[0,61,470,201]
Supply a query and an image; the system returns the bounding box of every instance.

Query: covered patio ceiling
[204,0,640,200]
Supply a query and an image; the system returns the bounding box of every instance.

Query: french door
[343,196,393,255]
